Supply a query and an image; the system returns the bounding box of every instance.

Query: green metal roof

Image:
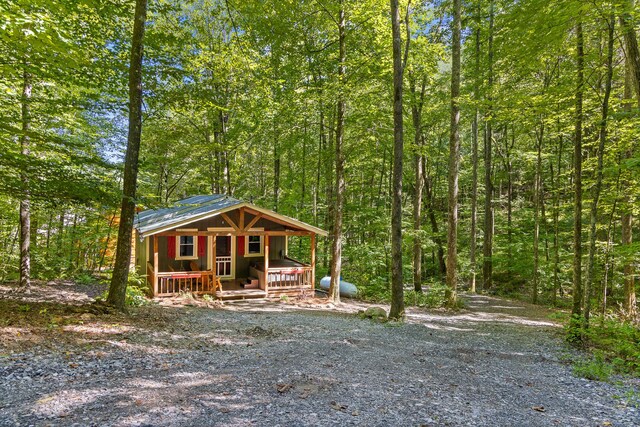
[134,194,327,237]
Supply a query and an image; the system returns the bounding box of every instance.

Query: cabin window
[176,229,198,260]
[244,229,264,257]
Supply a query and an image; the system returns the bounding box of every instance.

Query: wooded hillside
[0,0,638,321]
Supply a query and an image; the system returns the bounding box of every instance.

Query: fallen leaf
[532,406,546,412]
[330,401,347,412]
[277,383,293,393]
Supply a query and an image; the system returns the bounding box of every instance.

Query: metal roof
[134,194,327,237]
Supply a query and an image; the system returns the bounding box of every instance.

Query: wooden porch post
[212,236,217,293]
[264,235,269,296]
[310,233,316,296]
[153,235,158,296]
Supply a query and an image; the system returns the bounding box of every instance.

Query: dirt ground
[0,282,638,426]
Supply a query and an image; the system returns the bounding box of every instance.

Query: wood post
[153,235,158,296]
[212,236,217,294]
[310,233,316,296]
[264,235,269,296]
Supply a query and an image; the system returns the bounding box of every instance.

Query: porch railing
[155,270,216,296]
[266,266,313,290]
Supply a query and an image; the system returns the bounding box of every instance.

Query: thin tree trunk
[470,9,481,293]
[446,0,462,306]
[423,169,446,276]
[621,12,638,318]
[19,67,32,290]
[107,0,148,310]
[483,0,495,291]
[410,77,426,292]
[552,125,563,305]
[389,0,407,319]
[571,17,584,322]
[533,124,543,304]
[584,15,614,326]
[328,1,346,303]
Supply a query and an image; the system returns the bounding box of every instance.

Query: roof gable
[134,195,327,237]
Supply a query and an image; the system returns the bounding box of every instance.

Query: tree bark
[533,124,543,304]
[584,15,614,326]
[328,1,346,303]
[571,18,584,321]
[482,0,495,291]
[19,67,32,290]
[470,13,481,293]
[107,0,148,310]
[389,0,406,320]
[620,1,640,103]
[446,0,462,306]
[621,9,638,318]
[423,168,446,276]
[410,77,426,292]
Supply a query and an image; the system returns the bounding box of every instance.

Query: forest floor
[0,281,638,427]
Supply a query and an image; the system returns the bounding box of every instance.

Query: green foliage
[567,315,640,377]
[403,283,462,309]
[74,272,97,286]
[125,286,151,307]
[572,353,613,382]
[97,272,150,307]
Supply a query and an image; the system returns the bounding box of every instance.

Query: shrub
[572,353,613,382]
[74,272,96,285]
[566,314,640,377]
[404,283,463,309]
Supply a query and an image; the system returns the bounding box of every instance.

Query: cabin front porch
[146,260,314,300]
[144,232,316,300]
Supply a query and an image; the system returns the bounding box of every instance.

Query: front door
[215,236,233,278]
[207,228,236,279]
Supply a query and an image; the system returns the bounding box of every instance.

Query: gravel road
[0,284,638,426]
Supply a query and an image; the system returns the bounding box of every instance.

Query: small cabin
[133,195,327,300]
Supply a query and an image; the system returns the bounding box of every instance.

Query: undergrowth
[97,272,151,307]
[358,279,463,309]
[567,314,640,380]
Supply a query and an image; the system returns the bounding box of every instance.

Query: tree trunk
[389,0,406,320]
[19,67,32,290]
[551,124,563,305]
[584,15,614,326]
[533,124,543,304]
[410,77,426,292]
[107,0,148,310]
[620,1,640,103]
[446,0,462,306]
[571,18,584,321]
[423,169,446,276]
[470,17,481,293]
[621,11,638,318]
[328,1,346,303]
[482,0,495,291]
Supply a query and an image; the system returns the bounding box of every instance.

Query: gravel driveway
[0,285,638,427]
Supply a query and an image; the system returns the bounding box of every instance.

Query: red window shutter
[237,236,245,256]
[198,236,206,257]
[167,236,176,259]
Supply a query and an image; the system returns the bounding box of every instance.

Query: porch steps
[215,289,267,300]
